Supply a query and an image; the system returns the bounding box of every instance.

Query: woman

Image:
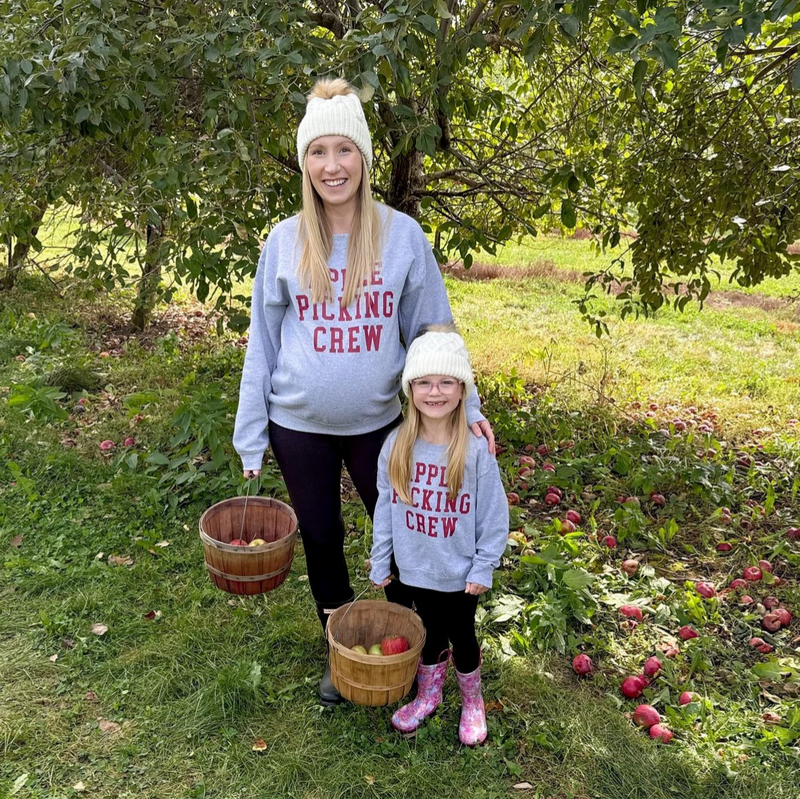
[233,77,494,705]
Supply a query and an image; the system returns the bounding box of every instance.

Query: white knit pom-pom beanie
[297,79,373,171]
[402,328,475,397]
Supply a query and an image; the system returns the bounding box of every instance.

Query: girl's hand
[372,578,392,589]
[243,469,261,479]
[470,420,496,456]
[465,582,489,595]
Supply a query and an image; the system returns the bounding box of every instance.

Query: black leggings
[411,587,480,673]
[269,416,413,611]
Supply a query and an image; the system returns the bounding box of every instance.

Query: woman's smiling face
[306,136,363,213]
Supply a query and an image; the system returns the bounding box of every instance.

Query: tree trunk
[386,148,424,219]
[0,199,48,291]
[131,222,165,331]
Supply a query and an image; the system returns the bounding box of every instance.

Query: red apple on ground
[679,691,698,706]
[546,486,563,499]
[696,581,715,599]
[542,462,556,472]
[381,635,410,655]
[519,455,536,467]
[602,535,617,548]
[649,724,674,742]
[123,437,136,447]
[633,704,660,728]
[762,612,782,632]
[749,636,765,648]
[678,626,698,641]
[762,712,782,724]
[716,542,732,552]
[537,444,549,456]
[762,596,780,610]
[758,643,774,654]
[758,559,773,573]
[743,566,762,582]
[621,676,644,699]
[650,493,666,506]
[643,656,662,677]
[565,510,581,525]
[740,595,754,605]
[507,492,520,506]
[99,440,115,452]
[544,493,560,506]
[572,654,593,676]
[620,605,643,622]
[730,578,747,590]
[559,519,576,534]
[775,608,792,626]
[621,559,639,576]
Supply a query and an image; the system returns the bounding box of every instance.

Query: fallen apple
[546,486,563,499]
[743,566,762,582]
[729,578,747,590]
[678,625,698,641]
[602,535,617,548]
[381,634,410,656]
[559,519,576,534]
[620,605,643,622]
[621,676,644,699]
[650,493,666,506]
[507,492,520,506]
[775,608,792,626]
[565,510,581,525]
[643,656,662,677]
[99,440,115,452]
[544,493,560,506]
[695,581,715,599]
[679,691,698,706]
[633,704,660,729]
[621,559,639,576]
[572,654,593,676]
[649,724,673,742]
[762,596,780,610]
[758,559,773,574]
[716,542,732,552]
[761,612,782,632]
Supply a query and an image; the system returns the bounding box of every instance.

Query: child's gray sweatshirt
[370,431,509,592]
[233,206,485,471]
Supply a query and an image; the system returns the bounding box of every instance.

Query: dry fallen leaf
[90,623,108,636]
[298,575,309,581]
[513,783,534,790]
[48,654,59,662]
[227,599,238,607]
[97,718,121,734]
[95,551,104,560]
[251,738,267,752]
[364,775,375,785]
[108,554,134,567]
[85,691,98,702]
[155,540,170,548]
[9,535,23,548]
[73,781,86,792]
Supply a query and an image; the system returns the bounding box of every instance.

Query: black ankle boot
[315,595,354,706]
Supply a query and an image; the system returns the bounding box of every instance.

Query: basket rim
[199,527,297,552]
[326,600,425,663]
[198,495,298,552]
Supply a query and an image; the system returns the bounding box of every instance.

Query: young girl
[370,325,509,746]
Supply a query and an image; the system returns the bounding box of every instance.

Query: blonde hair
[297,78,382,307]
[388,324,471,503]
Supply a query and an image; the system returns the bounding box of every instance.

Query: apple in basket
[381,635,410,655]
[351,645,368,655]
[368,644,384,656]
[229,539,249,546]
[248,538,267,547]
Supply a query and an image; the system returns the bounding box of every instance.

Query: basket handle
[238,474,258,540]
[331,583,373,644]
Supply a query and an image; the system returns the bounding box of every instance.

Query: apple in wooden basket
[249,538,267,547]
[381,635,410,655]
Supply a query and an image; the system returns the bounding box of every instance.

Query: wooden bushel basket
[327,600,426,706]
[199,496,298,595]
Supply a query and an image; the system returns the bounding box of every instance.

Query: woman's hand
[372,578,392,589]
[243,469,261,479]
[470,420,496,456]
[465,582,489,596]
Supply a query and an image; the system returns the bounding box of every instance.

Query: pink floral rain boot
[456,663,487,746]
[391,653,449,734]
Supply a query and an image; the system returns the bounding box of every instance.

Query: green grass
[2,226,799,799]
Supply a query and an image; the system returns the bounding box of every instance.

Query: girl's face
[411,375,464,421]
[306,136,363,213]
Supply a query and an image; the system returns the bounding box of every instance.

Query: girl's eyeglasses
[411,378,462,394]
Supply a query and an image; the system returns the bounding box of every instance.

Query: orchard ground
[1,231,799,799]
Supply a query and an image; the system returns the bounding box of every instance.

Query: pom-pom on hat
[402,325,475,398]
[297,78,373,171]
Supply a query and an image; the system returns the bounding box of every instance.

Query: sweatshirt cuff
[369,563,391,584]
[466,564,494,590]
[239,451,265,472]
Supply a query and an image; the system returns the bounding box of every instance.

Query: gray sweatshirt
[233,205,485,471]
[370,431,509,592]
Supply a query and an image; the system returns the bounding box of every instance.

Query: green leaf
[607,34,638,55]
[633,60,648,99]
[557,14,580,38]
[561,199,577,229]
[74,107,91,124]
[654,39,679,70]
[563,569,595,591]
[752,661,788,681]
[793,63,800,92]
